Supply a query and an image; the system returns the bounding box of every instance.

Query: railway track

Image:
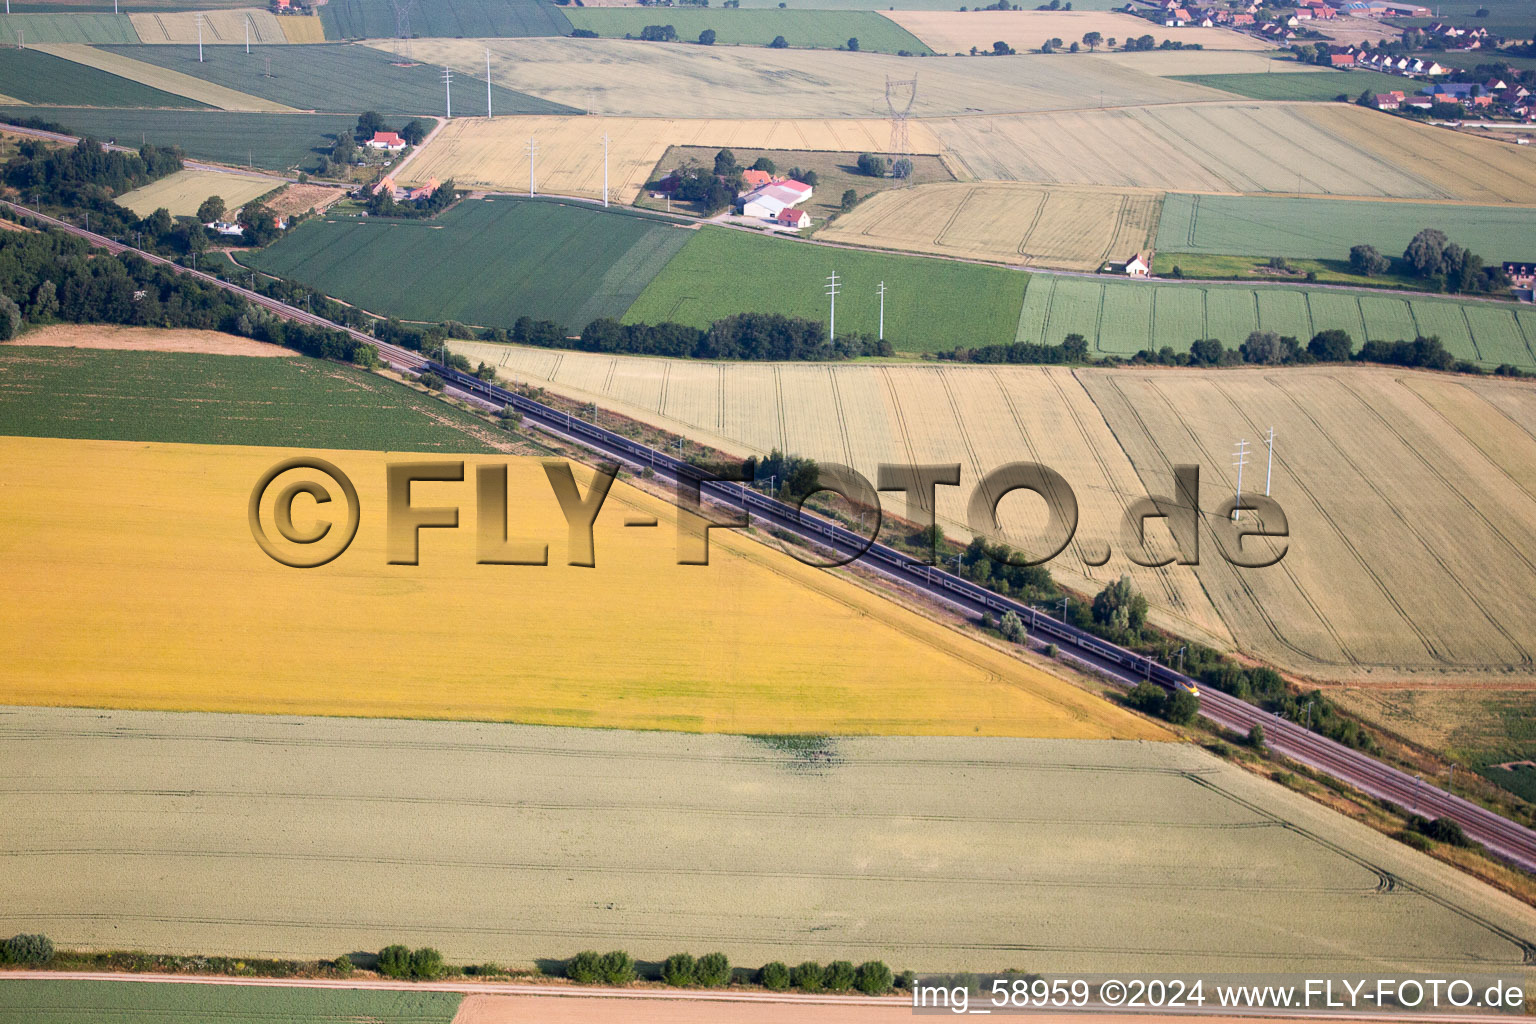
[12,199,1535,874]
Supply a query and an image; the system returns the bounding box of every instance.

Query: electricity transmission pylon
[885,74,917,167]
[1232,438,1251,522]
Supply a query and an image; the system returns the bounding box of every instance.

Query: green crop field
[0,106,357,171]
[0,13,138,44]
[0,346,507,452]
[4,0,251,9]
[1156,193,1536,262]
[247,197,695,331]
[1014,275,1536,367]
[1171,70,1386,100]
[0,980,463,1024]
[0,47,205,108]
[97,44,580,116]
[320,0,571,39]
[625,225,1026,352]
[564,8,932,53]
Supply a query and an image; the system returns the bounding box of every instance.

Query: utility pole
[1174,646,1186,674]
[1412,774,1423,814]
[526,136,538,197]
[1232,438,1250,522]
[245,15,250,54]
[485,48,492,118]
[601,134,609,208]
[1304,700,1313,730]
[825,271,840,339]
[876,280,886,341]
[442,66,452,119]
[1264,425,1275,496]
[197,12,204,62]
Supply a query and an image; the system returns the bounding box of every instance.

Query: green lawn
[1155,193,1536,263]
[1014,274,1536,368]
[0,346,506,452]
[624,225,1026,352]
[320,0,571,38]
[0,47,205,108]
[97,44,580,116]
[0,13,138,43]
[0,980,463,1024]
[1171,70,1386,100]
[0,106,358,172]
[564,8,932,53]
[247,197,694,331]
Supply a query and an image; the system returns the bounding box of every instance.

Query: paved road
[9,199,1535,876]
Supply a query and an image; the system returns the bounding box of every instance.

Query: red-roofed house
[1374,93,1401,110]
[1232,12,1254,25]
[741,169,775,189]
[740,179,813,219]
[776,207,810,229]
[367,131,407,152]
[406,178,441,201]
[1330,52,1356,67]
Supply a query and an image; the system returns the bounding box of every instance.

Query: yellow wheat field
[452,345,1536,683]
[374,36,1226,118]
[128,8,290,44]
[404,115,940,201]
[117,168,279,218]
[33,43,297,111]
[818,182,1162,270]
[276,13,325,42]
[884,10,1273,53]
[0,436,1160,738]
[932,102,1536,202]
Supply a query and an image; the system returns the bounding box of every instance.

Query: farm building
[740,180,814,219]
[741,169,774,189]
[776,207,811,229]
[366,132,407,152]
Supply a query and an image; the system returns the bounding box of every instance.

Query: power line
[525,136,539,197]
[1232,438,1250,522]
[601,134,610,208]
[876,280,886,341]
[442,66,452,119]
[825,271,840,339]
[1264,425,1276,496]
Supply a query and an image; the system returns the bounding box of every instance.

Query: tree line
[565,949,899,994]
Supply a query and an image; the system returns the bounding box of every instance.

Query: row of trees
[1351,229,1508,295]
[376,945,445,980]
[578,313,893,361]
[855,152,912,179]
[563,950,897,993]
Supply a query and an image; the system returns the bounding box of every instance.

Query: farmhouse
[366,131,407,152]
[741,169,774,189]
[1111,252,1150,276]
[776,207,811,229]
[739,179,814,219]
[1373,91,1404,109]
[1506,262,1536,301]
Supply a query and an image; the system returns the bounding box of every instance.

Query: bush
[856,960,894,995]
[823,960,857,992]
[1164,688,1199,726]
[1124,681,1167,717]
[332,954,354,976]
[856,152,889,177]
[1248,723,1267,750]
[999,610,1027,643]
[896,969,917,990]
[840,188,858,211]
[768,34,788,47]
[418,371,444,391]
[409,947,445,980]
[566,950,604,984]
[600,950,636,986]
[694,951,731,987]
[377,945,412,979]
[759,961,792,990]
[662,952,696,986]
[792,960,825,992]
[1,934,53,965]
[698,27,716,44]
[1398,829,1433,851]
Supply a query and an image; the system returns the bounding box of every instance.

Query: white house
[206,220,243,237]
[366,131,407,152]
[740,179,814,219]
[1122,253,1150,276]
[776,207,811,229]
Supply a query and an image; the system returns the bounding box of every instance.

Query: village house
[366,131,407,152]
[740,168,774,190]
[776,207,811,230]
[1505,262,1536,301]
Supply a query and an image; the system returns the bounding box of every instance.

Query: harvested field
[0,346,517,452]
[246,198,693,329]
[117,167,278,218]
[817,181,1162,271]
[277,14,325,42]
[0,437,1150,738]
[128,8,288,44]
[381,37,1225,118]
[1014,275,1536,368]
[402,115,935,200]
[5,325,288,357]
[1155,192,1536,262]
[28,44,295,111]
[564,8,932,53]
[1092,50,1330,75]
[453,995,911,1024]
[0,12,137,43]
[263,181,347,218]
[0,46,207,108]
[0,980,462,1023]
[884,10,1272,51]
[623,226,1027,353]
[0,106,354,169]
[319,0,572,39]
[1,707,1532,970]
[451,343,1229,646]
[930,102,1536,202]
[1080,365,1536,682]
[98,44,579,117]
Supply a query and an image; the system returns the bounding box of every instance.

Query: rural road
[0,973,1525,1024]
[9,199,1536,877]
